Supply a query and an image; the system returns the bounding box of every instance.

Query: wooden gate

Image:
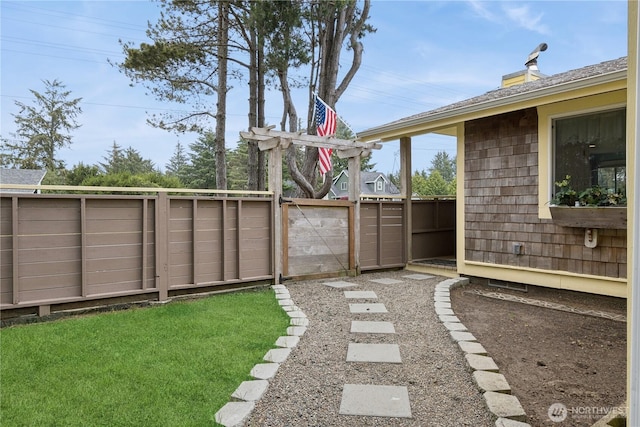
[282,199,355,279]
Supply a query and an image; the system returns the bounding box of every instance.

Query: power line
[2,48,117,65]
[2,2,150,32]
[2,35,124,57]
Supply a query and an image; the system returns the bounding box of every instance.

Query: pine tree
[1,79,82,170]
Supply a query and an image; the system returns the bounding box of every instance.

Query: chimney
[501,43,548,88]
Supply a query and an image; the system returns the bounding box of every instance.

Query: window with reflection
[553,108,626,195]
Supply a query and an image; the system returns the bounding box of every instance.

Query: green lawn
[0,289,290,426]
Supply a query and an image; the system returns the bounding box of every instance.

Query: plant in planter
[550,175,626,206]
[549,175,627,229]
[550,175,578,206]
[578,185,626,206]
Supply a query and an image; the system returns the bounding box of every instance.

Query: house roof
[330,170,400,198]
[359,57,628,141]
[0,168,47,193]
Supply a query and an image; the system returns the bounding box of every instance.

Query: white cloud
[467,0,498,22]
[503,4,550,35]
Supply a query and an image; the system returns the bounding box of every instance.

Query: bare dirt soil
[450,282,627,427]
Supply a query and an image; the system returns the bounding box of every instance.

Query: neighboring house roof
[0,168,47,193]
[330,170,400,198]
[359,57,628,141]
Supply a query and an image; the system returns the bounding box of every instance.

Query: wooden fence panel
[223,200,239,281]
[16,198,82,303]
[0,193,458,314]
[168,199,194,287]
[0,198,13,305]
[194,200,224,284]
[360,201,406,270]
[239,200,272,279]
[0,193,274,315]
[284,201,352,277]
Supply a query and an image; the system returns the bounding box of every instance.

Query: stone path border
[464,289,626,322]
[214,284,306,427]
[437,278,531,427]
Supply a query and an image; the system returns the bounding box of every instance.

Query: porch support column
[348,154,361,273]
[269,144,283,284]
[400,136,412,263]
[629,1,639,422]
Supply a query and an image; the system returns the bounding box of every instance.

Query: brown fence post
[11,196,19,304]
[156,192,169,301]
[270,144,283,283]
[400,136,412,263]
[348,154,361,273]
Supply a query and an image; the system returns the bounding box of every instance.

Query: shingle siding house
[359,56,628,298]
[0,169,47,193]
[329,170,400,199]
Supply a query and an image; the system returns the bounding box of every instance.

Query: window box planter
[549,206,627,229]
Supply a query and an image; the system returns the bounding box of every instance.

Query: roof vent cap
[525,42,548,71]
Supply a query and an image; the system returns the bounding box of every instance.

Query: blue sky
[0,1,629,176]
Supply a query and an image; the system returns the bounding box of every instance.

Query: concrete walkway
[215,272,532,427]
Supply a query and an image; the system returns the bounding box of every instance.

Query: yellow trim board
[459,261,627,298]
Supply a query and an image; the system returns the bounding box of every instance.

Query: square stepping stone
[290,317,309,326]
[351,320,395,334]
[435,307,454,316]
[458,341,487,355]
[344,290,377,299]
[286,326,307,336]
[264,348,291,363]
[349,303,388,313]
[287,310,306,318]
[439,315,460,323]
[250,363,279,380]
[402,274,434,280]
[369,278,404,285]
[339,384,412,418]
[275,335,300,348]
[323,280,357,288]
[484,391,526,421]
[231,379,269,402]
[443,322,467,331]
[466,354,499,372]
[473,371,511,393]
[215,401,255,427]
[450,331,477,342]
[346,343,402,363]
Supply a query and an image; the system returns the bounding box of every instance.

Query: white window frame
[537,91,626,219]
[340,181,347,191]
[376,180,384,192]
[549,104,626,201]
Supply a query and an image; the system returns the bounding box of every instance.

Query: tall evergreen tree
[166,142,189,184]
[1,79,82,170]
[100,142,155,175]
[183,132,217,189]
[429,151,456,183]
[227,141,249,191]
[424,170,450,195]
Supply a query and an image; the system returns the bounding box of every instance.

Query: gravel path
[244,270,494,426]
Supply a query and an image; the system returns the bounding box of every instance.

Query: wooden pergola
[240,127,383,282]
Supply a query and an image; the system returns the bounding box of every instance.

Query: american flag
[315,95,337,176]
